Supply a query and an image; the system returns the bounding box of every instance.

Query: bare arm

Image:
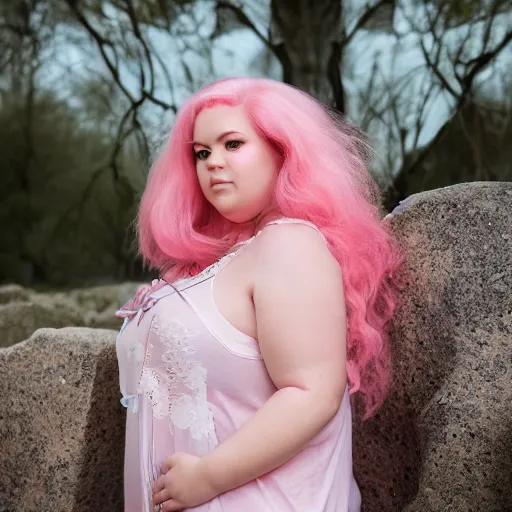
[199,224,348,495]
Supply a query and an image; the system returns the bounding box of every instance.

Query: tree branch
[64,0,136,103]
[125,0,156,95]
[420,38,459,99]
[461,29,512,92]
[344,0,393,46]
[216,1,271,49]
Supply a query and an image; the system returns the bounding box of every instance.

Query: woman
[116,77,402,512]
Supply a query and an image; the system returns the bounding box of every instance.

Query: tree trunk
[270,0,345,111]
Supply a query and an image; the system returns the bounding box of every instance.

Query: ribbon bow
[120,394,139,413]
[116,279,166,325]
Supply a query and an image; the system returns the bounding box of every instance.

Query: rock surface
[69,283,140,316]
[0,328,124,511]
[0,297,84,348]
[0,282,140,347]
[353,182,512,511]
[0,284,30,305]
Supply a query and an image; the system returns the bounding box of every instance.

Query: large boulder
[69,282,140,316]
[0,284,30,305]
[0,327,124,511]
[75,282,140,331]
[0,283,140,347]
[353,181,512,511]
[0,296,84,348]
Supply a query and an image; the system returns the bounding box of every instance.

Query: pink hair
[138,77,403,418]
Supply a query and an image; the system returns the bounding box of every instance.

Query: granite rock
[69,282,141,314]
[353,182,512,511]
[0,283,140,347]
[0,327,124,512]
[0,297,84,348]
[0,284,30,305]
[83,306,124,331]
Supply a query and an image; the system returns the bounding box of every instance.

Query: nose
[206,148,225,170]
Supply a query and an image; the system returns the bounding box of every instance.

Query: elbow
[309,386,345,423]
[325,391,344,419]
[282,380,346,422]
[324,376,347,417]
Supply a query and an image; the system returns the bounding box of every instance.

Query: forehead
[193,105,253,140]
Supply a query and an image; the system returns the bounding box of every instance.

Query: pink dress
[115,218,361,511]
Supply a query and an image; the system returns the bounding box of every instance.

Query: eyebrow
[190,131,243,147]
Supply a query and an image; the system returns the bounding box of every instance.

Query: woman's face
[192,104,280,224]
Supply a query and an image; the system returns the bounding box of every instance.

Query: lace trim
[173,238,255,290]
[137,318,216,441]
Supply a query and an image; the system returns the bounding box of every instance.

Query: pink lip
[211,179,232,187]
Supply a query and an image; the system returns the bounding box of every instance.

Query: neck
[251,208,282,234]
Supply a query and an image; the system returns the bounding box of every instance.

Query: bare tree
[62,0,183,178]
[382,0,512,208]
[0,1,157,284]
[0,0,61,282]
[213,0,511,208]
[60,0,512,211]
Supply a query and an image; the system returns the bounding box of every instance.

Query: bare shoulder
[251,222,343,286]
[250,222,347,398]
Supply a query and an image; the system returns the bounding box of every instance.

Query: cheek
[231,145,277,180]
[232,146,257,168]
[195,166,211,197]
[195,163,207,184]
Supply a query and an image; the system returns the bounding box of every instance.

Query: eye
[194,149,210,161]
[225,140,243,150]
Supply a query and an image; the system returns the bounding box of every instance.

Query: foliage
[0,88,145,286]
[0,0,510,286]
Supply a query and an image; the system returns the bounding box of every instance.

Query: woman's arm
[199,223,348,495]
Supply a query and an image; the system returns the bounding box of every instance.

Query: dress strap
[258,217,328,246]
[213,218,326,279]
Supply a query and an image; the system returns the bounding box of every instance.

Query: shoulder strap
[259,217,328,246]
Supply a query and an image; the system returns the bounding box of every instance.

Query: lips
[211,178,232,187]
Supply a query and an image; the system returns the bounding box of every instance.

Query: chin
[216,208,262,225]
[209,195,267,224]
[221,213,256,224]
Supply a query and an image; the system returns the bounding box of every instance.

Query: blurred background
[1,0,511,289]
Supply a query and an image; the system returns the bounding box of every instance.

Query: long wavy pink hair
[138,77,403,418]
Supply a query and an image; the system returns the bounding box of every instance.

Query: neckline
[165,217,304,286]
[226,234,256,254]
[228,216,294,250]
